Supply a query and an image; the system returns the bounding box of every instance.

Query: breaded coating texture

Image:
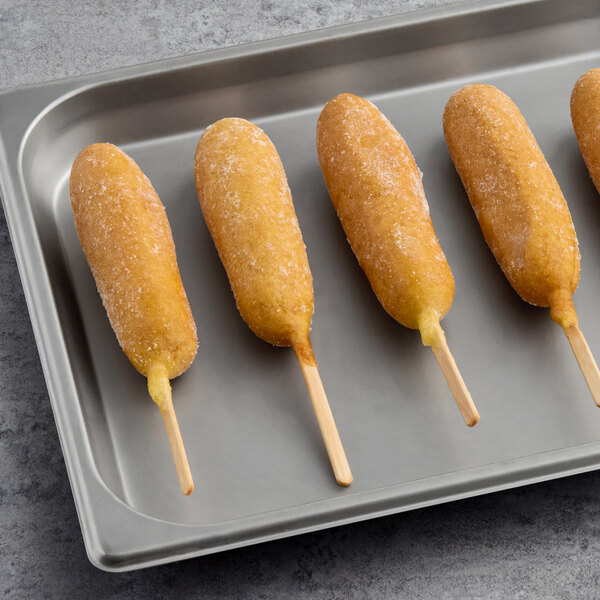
[70,143,198,379]
[194,118,313,347]
[444,84,580,328]
[317,93,454,341]
[572,68,600,196]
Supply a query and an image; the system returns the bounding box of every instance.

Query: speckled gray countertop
[2,1,600,598]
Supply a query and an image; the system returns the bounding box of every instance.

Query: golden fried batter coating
[70,143,198,381]
[444,84,580,329]
[571,68,600,196]
[317,93,454,346]
[194,118,313,348]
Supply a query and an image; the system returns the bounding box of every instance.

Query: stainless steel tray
[1,0,600,572]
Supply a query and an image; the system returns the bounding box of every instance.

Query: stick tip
[182,482,194,496]
[334,465,353,487]
[465,410,480,427]
[431,336,480,427]
[336,474,353,487]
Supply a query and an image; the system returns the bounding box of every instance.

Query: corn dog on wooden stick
[70,143,198,495]
[444,83,600,406]
[194,118,352,486]
[571,68,600,196]
[317,93,479,427]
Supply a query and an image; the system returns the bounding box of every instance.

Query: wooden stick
[293,339,353,487]
[431,327,479,427]
[565,325,600,407]
[148,366,194,495]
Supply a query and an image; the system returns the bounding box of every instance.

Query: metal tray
[1,0,600,572]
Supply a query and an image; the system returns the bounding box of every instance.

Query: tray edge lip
[88,441,600,571]
[0,0,536,100]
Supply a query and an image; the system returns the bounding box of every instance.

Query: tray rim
[1,0,600,572]
[0,0,531,99]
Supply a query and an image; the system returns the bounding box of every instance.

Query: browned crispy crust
[70,143,198,378]
[444,84,580,328]
[572,68,600,196]
[194,118,313,347]
[317,93,454,335]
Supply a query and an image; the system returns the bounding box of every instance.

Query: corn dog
[195,118,352,486]
[70,143,198,494]
[444,83,600,405]
[317,93,478,426]
[571,68,600,195]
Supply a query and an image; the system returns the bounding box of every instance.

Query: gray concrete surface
[2,1,600,598]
